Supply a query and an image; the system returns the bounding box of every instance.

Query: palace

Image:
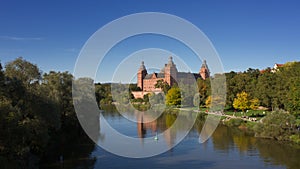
[132,56,209,98]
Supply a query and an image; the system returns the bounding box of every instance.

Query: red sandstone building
[132,56,209,98]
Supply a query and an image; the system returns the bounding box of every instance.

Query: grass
[224,109,269,117]
[173,106,270,122]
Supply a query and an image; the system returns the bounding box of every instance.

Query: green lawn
[224,109,269,118]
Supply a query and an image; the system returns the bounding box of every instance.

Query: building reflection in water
[136,110,177,148]
[136,111,157,139]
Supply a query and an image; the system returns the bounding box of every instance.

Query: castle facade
[132,56,209,98]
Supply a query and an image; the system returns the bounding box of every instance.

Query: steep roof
[144,74,152,79]
[275,63,284,67]
[156,73,165,78]
[177,72,201,79]
[144,73,165,79]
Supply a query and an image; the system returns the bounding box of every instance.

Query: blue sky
[0,0,300,82]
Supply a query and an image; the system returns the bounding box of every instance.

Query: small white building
[271,63,284,73]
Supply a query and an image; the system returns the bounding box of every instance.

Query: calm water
[41,111,300,169]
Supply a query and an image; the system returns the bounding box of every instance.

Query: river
[41,110,300,169]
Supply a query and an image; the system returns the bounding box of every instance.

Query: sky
[0,0,300,82]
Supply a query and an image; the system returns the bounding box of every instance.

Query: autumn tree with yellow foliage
[233,91,260,112]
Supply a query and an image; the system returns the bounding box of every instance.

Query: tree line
[196,62,300,117]
[0,57,90,168]
[95,61,300,117]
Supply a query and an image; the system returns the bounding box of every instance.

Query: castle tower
[164,56,178,86]
[137,61,147,90]
[199,60,210,80]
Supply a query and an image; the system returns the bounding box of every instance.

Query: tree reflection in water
[40,109,300,169]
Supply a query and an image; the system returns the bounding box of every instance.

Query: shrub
[225,118,243,127]
[290,134,300,144]
[254,110,296,141]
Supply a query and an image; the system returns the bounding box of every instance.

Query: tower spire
[137,61,147,90]
[139,61,146,70]
[168,56,175,66]
[200,60,210,80]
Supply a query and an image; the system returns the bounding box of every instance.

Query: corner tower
[137,61,147,90]
[199,60,210,80]
[164,56,178,86]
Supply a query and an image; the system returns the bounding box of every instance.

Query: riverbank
[100,104,300,145]
[176,107,300,144]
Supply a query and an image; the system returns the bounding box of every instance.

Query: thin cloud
[65,48,78,52]
[0,36,43,41]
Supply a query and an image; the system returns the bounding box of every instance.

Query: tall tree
[155,79,170,94]
[42,71,74,127]
[233,91,250,112]
[226,72,252,108]
[205,95,211,108]
[5,57,41,88]
[0,58,60,167]
[285,77,300,117]
[0,62,5,95]
[197,78,210,106]
[255,69,277,109]
[166,86,181,106]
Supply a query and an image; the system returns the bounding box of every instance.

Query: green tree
[255,69,278,109]
[225,71,237,108]
[166,86,181,106]
[42,71,74,127]
[254,110,296,141]
[110,83,131,105]
[5,57,41,88]
[129,83,141,91]
[210,74,227,111]
[0,58,99,168]
[149,92,164,105]
[250,98,260,110]
[0,58,61,167]
[155,79,170,94]
[143,93,149,102]
[285,77,300,117]
[180,83,197,107]
[197,78,210,106]
[0,62,5,95]
[226,73,252,108]
[95,83,113,106]
[205,95,226,111]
